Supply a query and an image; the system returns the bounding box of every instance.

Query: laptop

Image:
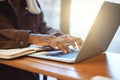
[28,1,120,63]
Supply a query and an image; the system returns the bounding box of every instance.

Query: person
[0,0,83,80]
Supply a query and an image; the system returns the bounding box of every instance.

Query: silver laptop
[29,1,120,63]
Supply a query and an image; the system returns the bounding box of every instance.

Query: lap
[0,64,39,80]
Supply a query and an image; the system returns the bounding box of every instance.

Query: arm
[0,1,63,49]
[0,14,30,49]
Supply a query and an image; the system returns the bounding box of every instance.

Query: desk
[0,52,120,80]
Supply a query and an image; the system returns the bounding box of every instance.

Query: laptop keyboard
[44,49,79,59]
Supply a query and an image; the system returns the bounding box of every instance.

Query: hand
[29,34,83,53]
[28,34,59,49]
[55,34,83,53]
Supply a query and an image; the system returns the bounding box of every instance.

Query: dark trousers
[0,64,39,80]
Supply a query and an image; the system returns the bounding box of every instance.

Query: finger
[60,35,77,49]
[75,38,83,49]
[45,39,59,50]
[57,41,67,53]
[43,36,59,50]
[49,41,59,50]
[57,41,71,53]
[62,42,71,53]
[66,35,80,49]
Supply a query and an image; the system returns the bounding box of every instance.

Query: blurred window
[38,0,61,30]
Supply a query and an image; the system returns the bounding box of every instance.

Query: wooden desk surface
[0,52,120,80]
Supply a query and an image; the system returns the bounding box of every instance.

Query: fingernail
[55,46,59,49]
[64,51,67,53]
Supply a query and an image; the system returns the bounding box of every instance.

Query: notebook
[29,1,120,63]
[0,45,52,59]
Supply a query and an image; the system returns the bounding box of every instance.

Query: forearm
[0,29,30,49]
